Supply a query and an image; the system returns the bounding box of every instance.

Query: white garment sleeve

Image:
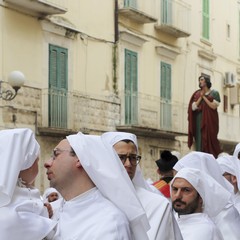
[192,102,198,111]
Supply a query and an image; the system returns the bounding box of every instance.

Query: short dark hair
[199,75,212,88]
[121,139,134,144]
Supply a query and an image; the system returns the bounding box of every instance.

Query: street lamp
[0,71,25,101]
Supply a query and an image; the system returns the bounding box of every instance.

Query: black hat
[155,150,178,172]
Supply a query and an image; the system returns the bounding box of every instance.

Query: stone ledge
[37,127,77,137]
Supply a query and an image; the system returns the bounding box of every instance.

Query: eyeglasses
[51,148,74,160]
[118,154,141,166]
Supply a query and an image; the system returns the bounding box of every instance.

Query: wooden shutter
[48,45,68,128]
[49,45,68,90]
[124,0,137,8]
[161,0,172,24]
[202,0,209,39]
[160,62,172,130]
[125,49,138,124]
[161,62,171,100]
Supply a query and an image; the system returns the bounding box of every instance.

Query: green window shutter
[160,62,172,130]
[125,49,138,124]
[49,47,57,88]
[124,0,136,8]
[161,0,172,24]
[202,0,209,39]
[48,44,68,128]
[160,62,171,100]
[49,45,68,90]
[59,51,68,89]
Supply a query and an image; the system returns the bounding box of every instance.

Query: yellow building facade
[0,0,240,190]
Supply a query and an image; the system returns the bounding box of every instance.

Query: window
[124,0,137,8]
[124,49,138,124]
[160,62,171,130]
[161,0,172,25]
[48,45,68,128]
[202,0,209,39]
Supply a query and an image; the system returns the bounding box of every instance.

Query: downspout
[113,0,119,95]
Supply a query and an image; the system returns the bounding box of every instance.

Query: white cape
[0,186,57,240]
[234,192,240,214]
[52,188,132,240]
[176,213,224,240]
[68,133,150,240]
[135,186,183,240]
[213,202,240,240]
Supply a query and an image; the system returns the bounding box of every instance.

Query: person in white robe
[233,143,240,160]
[134,165,162,195]
[43,187,61,203]
[102,131,183,240]
[216,154,240,214]
[44,132,150,240]
[0,128,57,240]
[171,168,225,240]
[173,151,240,240]
[43,187,63,220]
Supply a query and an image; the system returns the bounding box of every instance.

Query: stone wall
[0,86,186,192]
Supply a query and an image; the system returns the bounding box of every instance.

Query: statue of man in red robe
[188,75,222,158]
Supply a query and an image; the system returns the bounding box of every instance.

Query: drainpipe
[113,0,119,95]
[114,0,119,43]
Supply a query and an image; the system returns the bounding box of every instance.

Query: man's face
[199,77,206,88]
[48,192,59,202]
[44,139,78,192]
[171,178,202,215]
[113,141,137,180]
[19,157,39,185]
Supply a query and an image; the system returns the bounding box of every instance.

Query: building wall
[1,0,240,191]
[0,0,117,192]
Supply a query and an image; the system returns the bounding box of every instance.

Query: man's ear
[231,175,237,184]
[76,160,82,168]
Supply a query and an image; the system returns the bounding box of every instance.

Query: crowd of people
[1,127,240,240]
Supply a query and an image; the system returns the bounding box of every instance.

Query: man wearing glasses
[102,131,183,240]
[44,132,150,240]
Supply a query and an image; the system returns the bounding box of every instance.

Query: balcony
[38,88,240,146]
[117,92,188,139]
[155,0,191,38]
[39,88,121,136]
[118,0,157,24]
[116,92,240,144]
[3,0,67,17]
